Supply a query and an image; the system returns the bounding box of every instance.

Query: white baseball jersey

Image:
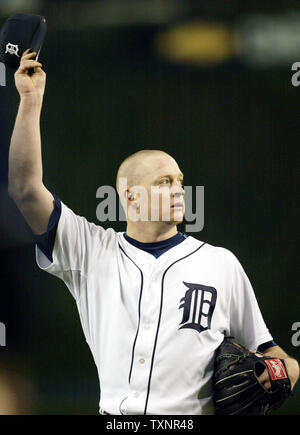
[35,200,273,415]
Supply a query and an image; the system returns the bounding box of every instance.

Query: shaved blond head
[116,149,176,196]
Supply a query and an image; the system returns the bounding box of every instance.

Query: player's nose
[171,183,184,197]
[171,188,184,203]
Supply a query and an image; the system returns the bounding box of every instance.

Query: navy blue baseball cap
[0,13,46,69]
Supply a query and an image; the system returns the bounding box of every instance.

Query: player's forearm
[262,345,288,359]
[8,94,44,200]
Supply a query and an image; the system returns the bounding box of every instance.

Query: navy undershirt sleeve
[35,194,62,263]
[257,340,277,353]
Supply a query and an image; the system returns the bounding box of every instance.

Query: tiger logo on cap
[5,43,19,57]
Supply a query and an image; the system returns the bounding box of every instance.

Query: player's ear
[125,189,134,203]
[126,190,140,212]
[127,190,136,201]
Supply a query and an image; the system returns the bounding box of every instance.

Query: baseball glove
[213,336,291,415]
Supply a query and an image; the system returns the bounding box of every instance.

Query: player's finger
[21,50,37,61]
[33,66,45,76]
[17,60,42,73]
[257,369,272,391]
[257,370,271,389]
[257,368,269,384]
[21,49,32,58]
[264,380,271,390]
[17,61,42,74]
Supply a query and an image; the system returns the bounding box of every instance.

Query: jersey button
[133,392,139,398]
[139,358,145,365]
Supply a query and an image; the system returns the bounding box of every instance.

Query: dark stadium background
[0,0,299,414]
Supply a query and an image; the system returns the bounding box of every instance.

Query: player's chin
[163,211,184,225]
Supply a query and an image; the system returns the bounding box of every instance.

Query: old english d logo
[179,282,217,333]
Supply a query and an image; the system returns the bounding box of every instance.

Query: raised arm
[8,49,54,235]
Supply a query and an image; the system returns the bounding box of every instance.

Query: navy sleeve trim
[35,194,62,263]
[257,340,278,353]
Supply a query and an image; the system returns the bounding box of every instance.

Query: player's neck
[125,222,178,243]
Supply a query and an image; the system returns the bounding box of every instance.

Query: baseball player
[8,50,299,415]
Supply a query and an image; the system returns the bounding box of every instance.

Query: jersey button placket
[128,273,160,413]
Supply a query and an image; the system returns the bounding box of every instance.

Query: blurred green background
[0,0,299,414]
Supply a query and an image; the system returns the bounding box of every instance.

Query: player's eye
[159,178,170,185]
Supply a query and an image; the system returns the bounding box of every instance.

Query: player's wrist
[284,357,300,389]
[19,92,44,109]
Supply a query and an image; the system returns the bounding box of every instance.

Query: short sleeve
[35,193,61,263]
[35,200,112,300]
[228,253,273,352]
